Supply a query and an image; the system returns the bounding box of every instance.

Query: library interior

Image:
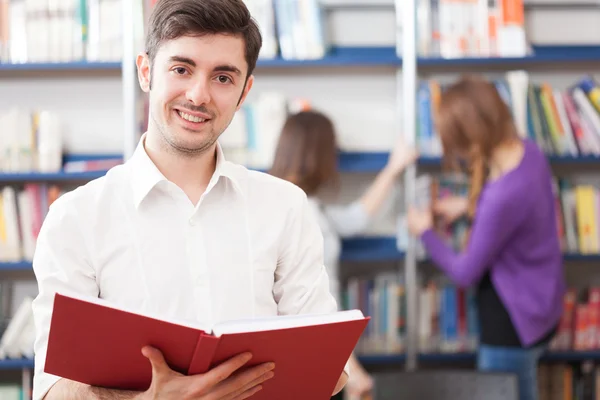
[1,0,600,399]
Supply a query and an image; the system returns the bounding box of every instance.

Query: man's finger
[227,369,275,399]
[200,352,253,387]
[230,384,263,400]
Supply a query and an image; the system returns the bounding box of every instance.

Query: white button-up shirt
[31,138,341,400]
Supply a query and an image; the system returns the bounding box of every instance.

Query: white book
[1,187,22,262]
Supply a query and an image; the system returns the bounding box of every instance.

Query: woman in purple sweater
[407,76,565,400]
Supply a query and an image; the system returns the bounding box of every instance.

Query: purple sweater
[421,139,566,346]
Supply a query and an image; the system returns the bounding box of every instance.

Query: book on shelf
[44,292,369,399]
[0,107,123,176]
[538,362,600,400]
[343,271,479,357]
[0,296,35,361]
[0,0,122,64]
[0,184,63,263]
[417,73,600,159]
[411,0,527,59]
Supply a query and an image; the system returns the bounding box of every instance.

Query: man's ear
[137,53,151,92]
[236,75,254,111]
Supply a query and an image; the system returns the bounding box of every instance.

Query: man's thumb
[142,346,168,375]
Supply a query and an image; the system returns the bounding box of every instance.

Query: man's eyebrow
[214,64,242,76]
[168,56,196,66]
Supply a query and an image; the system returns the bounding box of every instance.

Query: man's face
[137,34,253,156]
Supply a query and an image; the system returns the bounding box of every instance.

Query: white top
[31,138,342,400]
[306,197,371,306]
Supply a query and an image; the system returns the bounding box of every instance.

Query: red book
[44,292,369,399]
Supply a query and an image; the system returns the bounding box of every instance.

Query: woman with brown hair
[407,75,565,400]
[269,110,417,399]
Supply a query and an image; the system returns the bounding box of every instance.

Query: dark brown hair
[269,111,339,196]
[145,0,262,79]
[435,75,519,220]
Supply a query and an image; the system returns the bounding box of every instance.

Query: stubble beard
[151,111,219,159]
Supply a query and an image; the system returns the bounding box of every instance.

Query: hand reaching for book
[407,206,433,237]
[433,196,469,223]
[384,136,419,176]
[138,346,275,400]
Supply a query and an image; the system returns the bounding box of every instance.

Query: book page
[212,309,365,337]
[56,291,209,332]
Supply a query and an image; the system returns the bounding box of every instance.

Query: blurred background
[1,0,600,399]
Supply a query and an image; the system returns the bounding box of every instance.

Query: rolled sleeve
[31,197,99,400]
[324,201,371,238]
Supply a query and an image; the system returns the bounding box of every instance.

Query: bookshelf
[0,62,122,72]
[1,4,600,400]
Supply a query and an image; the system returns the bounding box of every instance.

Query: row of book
[401,173,600,257]
[416,72,600,158]
[551,287,600,353]
[343,273,479,355]
[345,270,600,357]
[0,0,122,64]
[0,184,63,263]
[556,181,600,256]
[538,362,599,400]
[0,107,122,174]
[413,0,527,59]
[242,0,327,61]
[0,108,63,173]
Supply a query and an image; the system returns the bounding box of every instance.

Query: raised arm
[326,137,418,237]
[414,190,527,288]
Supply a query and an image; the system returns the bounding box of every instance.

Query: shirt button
[189,218,196,226]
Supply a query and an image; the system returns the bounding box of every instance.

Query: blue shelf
[2,46,598,72]
[0,358,34,369]
[549,155,600,164]
[418,155,600,166]
[0,61,122,71]
[0,153,122,182]
[563,253,600,262]
[256,46,400,68]
[360,351,600,365]
[358,353,406,366]
[338,152,389,172]
[0,170,110,182]
[418,45,600,67]
[0,261,33,271]
[341,236,404,262]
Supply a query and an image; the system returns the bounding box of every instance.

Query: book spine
[187,334,220,376]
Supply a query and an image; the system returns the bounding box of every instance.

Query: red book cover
[44,293,369,399]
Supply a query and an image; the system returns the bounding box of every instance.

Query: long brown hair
[435,75,519,220]
[269,110,339,196]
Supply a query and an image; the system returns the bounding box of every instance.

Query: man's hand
[137,346,275,400]
[332,372,348,396]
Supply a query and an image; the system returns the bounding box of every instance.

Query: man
[31,0,348,399]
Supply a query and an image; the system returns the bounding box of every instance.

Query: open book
[44,292,369,399]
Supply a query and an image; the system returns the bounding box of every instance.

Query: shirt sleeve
[273,190,350,377]
[31,197,100,400]
[323,201,371,237]
[420,190,526,288]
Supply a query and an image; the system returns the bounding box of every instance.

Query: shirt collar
[128,134,240,209]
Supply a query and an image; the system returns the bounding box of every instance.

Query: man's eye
[217,75,232,84]
[174,67,187,75]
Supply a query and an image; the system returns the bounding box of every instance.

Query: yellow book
[575,186,598,254]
